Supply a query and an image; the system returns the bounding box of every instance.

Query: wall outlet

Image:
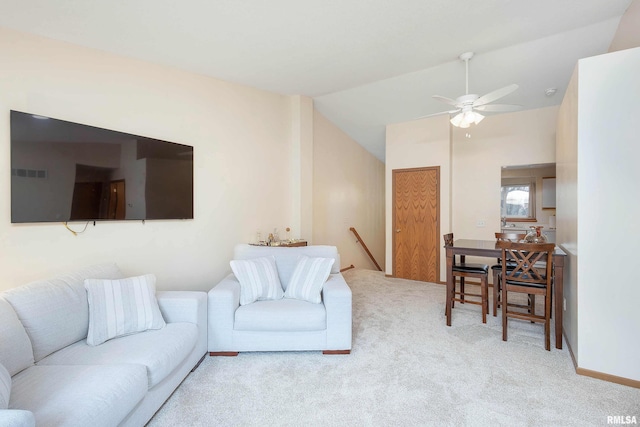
[563,298,567,311]
[476,220,486,227]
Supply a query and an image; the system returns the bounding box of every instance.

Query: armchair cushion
[285,256,334,304]
[84,274,166,346]
[230,256,283,305]
[234,298,326,331]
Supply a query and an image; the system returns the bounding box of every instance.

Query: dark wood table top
[448,239,566,257]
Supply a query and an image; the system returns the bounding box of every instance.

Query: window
[501,178,536,220]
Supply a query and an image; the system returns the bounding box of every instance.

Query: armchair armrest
[322,273,352,351]
[207,274,240,352]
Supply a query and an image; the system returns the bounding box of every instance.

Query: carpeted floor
[147,269,639,426]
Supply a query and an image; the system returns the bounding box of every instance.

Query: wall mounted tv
[10,110,194,223]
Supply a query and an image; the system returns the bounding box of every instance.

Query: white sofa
[208,244,352,355]
[0,263,207,427]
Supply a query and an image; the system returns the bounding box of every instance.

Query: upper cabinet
[542,177,556,209]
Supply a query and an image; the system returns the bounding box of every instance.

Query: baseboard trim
[564,332,639,389]
[576,367,640,389]
[209,351,239,357]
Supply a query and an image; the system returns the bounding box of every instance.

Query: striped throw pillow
[84,274,166,346]
[230,256,284,306]
[285,256,335,304]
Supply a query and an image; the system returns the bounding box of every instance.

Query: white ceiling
[0,0,633,161]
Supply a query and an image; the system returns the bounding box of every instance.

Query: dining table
[445,238,566,349]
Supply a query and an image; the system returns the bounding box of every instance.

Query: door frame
[392,166,441,282]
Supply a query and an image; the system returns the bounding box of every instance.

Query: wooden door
[392,167,440,282]
[70,182,102,220]
[108,180,126,219]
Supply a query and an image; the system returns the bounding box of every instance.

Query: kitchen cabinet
[542,177,556,209]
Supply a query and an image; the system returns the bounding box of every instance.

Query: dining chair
[492,232,527,316]
[497,240,555,350]
[443,233,489,323]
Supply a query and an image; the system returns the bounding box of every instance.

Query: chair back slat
[496,241,555,286]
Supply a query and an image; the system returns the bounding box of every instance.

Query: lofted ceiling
[0,0,633,161]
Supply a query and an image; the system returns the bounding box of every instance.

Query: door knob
[396,229,401,233]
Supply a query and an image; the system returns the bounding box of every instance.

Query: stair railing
[349,227,382,271]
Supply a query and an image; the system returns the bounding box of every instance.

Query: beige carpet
[147,269,639,426]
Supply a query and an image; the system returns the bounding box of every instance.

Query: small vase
[524,226,548,243]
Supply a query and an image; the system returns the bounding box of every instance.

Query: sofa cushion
[0,363,10,410]
[2,263,123,362]
[285,256,334,304]
[230,256,284,305]
[10,364,147,427]
[38,322,197,388]
[0,298,34,376]
[234,298,326,331]
[233,244,340,290]
[84,274,166,346]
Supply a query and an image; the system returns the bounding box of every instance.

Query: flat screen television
[10,110,194,223]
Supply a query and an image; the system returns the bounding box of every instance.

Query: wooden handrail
[340,264,355,272]
[349,227,382,271]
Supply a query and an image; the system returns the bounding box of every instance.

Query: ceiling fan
[430,52,521,128]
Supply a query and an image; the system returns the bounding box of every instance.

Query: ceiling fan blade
[432,95,459,107]
[474,84,519,107]
[474,104,522,112]
[413,109,460,120]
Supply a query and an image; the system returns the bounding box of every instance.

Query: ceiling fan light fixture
[450,113,464,127]
[451,110,484,128]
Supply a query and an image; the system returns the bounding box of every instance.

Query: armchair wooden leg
[210,352,239,357]
[323,350,351,355]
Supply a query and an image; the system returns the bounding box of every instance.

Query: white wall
[313,111,385,270]
[385,108,557,281]
[0,27,293,291]
[556,68,579,354]
[451,107,558,242]
[385,115,451,281]
[575,47,640,381]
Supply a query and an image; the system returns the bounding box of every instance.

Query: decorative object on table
[285,227,291,242]
[524,226,548,243]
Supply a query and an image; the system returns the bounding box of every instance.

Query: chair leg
[545,292,551,351]
[530,294,536,323]
[460,277,465,303]
[451,278,456,308]
[502,285,508,342]
[492,270,500,316]
[481,276,487,324]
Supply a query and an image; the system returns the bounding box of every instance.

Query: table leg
[553,254,565,349]
[446,247,453,326]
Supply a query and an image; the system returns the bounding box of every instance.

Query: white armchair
[208,244,352,355]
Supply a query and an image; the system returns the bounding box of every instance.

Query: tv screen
[10,110,193,223]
